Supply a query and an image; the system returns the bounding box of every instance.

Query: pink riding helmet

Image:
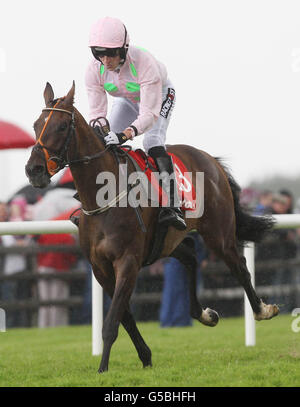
[89,16,129,49]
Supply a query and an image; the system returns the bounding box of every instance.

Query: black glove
[104,131,127,146]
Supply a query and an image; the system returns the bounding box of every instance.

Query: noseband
[33,98,75,176]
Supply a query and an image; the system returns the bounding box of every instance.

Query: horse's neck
[70,109,118,211]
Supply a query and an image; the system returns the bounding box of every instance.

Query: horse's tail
[215,158,275,245]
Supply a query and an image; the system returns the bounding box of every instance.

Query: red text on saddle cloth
[124,149,196,211]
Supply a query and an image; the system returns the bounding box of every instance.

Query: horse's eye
[59,122,68,132]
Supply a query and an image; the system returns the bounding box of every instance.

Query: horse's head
[25,81,75,188]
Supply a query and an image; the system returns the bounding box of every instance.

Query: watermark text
[291,48,300,72]
[0,48,6,73]
[94,166,204,219]
[291,308,300,333]
[0,308,6,332]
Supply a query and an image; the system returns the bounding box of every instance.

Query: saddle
[123,148,196,211]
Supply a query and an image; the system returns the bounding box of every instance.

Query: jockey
[86,16,186,231]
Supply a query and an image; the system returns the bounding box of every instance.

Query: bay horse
[25,82,279,373]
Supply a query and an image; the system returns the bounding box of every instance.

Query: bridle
[33,98,76,176]
[33,98,111,176]
[32,97,145,230]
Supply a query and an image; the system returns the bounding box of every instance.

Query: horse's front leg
[99,253,139,373]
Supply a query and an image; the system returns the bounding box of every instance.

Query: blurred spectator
[0,202,8,271]
[32,177,77,221]
[32,178,79,327]
[253,190,273,215]
[9,195,27,222]
[279,189,294,214]
[240,188,258,210]
[0,201,8,222]
[36,228,77,327]
[79,259,93,324]
[294,197,300,244]
[294,197,300,215]
[256,192,298,312]
[276,190,300,309]
[1,197,31,327]
[292,197,300,308]
[159,257,192,327]
[271,193,290,215]
[159,231,207,327]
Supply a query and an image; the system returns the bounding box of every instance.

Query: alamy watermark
[94,165,204,219]
[291,308,300,333]
[291,48,300,72]
[0,308,6,332]
[0,48,6,73]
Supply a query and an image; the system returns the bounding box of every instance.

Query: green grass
[0,315,299,387]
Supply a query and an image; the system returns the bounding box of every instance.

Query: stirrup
[158,207,187,231]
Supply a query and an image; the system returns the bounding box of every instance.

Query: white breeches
[108,80,175,153]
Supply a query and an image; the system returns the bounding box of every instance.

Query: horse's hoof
[143,361,152,368]
[254,302,280,321]
[98,367,108,374]
[199,308,219,327]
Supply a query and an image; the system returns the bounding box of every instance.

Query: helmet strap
[119,24,129,65]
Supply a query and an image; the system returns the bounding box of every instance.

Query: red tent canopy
[0,120,35,149]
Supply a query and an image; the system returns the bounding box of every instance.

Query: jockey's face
[100,53,121,71]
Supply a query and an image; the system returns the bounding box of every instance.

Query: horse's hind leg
[223,245,279,320]
[121,309,152,368]
[170,237,219,327]
[207,235,279,320]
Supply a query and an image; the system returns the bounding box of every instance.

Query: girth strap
[81,189,128,216]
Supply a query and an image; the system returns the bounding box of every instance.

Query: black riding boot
[149,147,187,231]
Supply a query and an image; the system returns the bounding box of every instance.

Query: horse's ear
[65,81,75,106]
[44,82,54,106]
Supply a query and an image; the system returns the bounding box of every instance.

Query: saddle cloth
[123,148,196,211]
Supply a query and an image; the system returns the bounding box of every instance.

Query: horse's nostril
[33,165,45,175]
[26,164,45,177]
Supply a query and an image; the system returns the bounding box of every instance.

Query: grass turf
[0,314,299,387]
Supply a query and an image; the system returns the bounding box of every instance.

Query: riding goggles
[91,47,120,60]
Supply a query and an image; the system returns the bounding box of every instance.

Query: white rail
[244,214,300,346]
[0,220,103,356]
[0,220,78,235]
[1,214,300,352]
